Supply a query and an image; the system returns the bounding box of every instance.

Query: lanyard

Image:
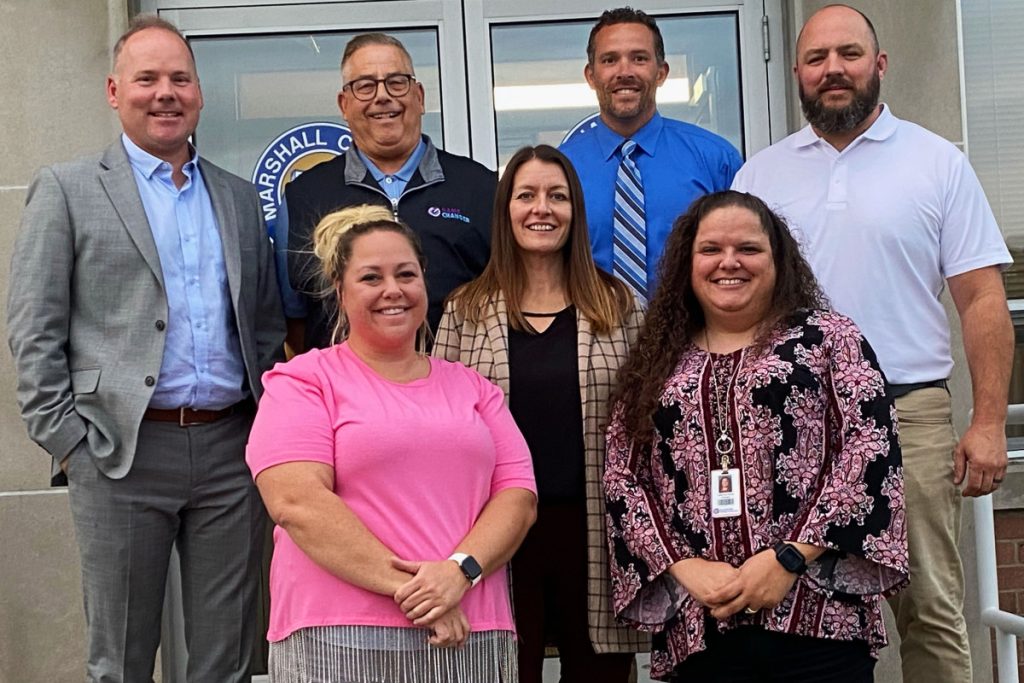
[705,330,736,471]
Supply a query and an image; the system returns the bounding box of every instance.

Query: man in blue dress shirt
[561,7,742,295]
[7,15,285,682]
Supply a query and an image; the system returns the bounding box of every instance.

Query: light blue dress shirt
[122,134,247,410]
[272,201,309,319]
[357,138,427,202]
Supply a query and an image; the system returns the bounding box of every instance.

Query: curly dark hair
[612,190,827,445]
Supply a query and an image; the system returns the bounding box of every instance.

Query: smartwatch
[449,553,483,587]
[772,541,808,575]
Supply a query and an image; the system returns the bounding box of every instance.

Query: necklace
[705,330,734,470]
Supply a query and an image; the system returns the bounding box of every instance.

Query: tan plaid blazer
[433,292,649,654]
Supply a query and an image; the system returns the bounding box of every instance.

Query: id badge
[711,468,741,518]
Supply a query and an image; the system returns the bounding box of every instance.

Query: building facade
[0,0,1020,680]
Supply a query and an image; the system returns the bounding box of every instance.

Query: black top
[508,306,585,503]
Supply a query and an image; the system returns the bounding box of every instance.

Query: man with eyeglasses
[285,32,496,350]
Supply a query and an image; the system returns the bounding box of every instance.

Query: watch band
[448,552,483,587]
[772,541,808,575]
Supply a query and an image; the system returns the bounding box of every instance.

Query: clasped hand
[670,551,797,620]
[392,557,471,647]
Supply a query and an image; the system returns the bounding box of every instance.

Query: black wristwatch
[772,541,808,575]
[449,553,483,587]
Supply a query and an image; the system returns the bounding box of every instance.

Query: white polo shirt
[733,105,1011,384]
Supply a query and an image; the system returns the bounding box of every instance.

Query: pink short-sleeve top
[246,343,536,642]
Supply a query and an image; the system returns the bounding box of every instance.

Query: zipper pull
[390,197,399,218]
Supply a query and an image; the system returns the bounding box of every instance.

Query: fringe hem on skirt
[269,625,518,682]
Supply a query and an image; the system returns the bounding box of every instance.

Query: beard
[596,76,656,124]
[800,70,881,134]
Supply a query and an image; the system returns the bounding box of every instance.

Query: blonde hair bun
[312,204,396,283]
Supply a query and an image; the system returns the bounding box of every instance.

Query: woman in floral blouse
[604,191,908,682]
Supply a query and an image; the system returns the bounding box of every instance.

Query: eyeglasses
[343,73,417,101]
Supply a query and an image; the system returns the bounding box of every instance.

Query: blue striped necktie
[613,139,647,300]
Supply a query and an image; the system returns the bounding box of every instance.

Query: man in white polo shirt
[733,5,1012,682]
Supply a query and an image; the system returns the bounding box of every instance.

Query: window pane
[962,1,1024,437]
[190,29,442,180]
[490,13,742,169]
[963,0,1024,295]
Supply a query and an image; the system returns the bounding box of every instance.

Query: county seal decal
[561,113,601,145]
[252,122,352,235]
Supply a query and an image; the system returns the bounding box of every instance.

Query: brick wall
[993,510,1024,680]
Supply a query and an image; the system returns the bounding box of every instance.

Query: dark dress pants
[670,624,875,682]
[66,412,265,683]
[513,502,634,683]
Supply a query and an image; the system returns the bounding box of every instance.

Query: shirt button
[144,376,156,387]
[385,176,393,184]
[155,320,166,331]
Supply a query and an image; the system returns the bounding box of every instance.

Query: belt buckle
[178,407,203,427]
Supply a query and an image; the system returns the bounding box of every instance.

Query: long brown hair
[612,190,826,445]
[449,144,633,334]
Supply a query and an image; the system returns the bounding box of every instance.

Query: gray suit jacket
[7,139,286,482]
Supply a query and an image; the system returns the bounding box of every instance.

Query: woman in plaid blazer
[434,145,647,682]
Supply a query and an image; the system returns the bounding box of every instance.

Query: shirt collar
[121,133,198,180]
[357,137,427,184]
[792,103,897,150]
[595,111,663,161]
[860,103,897,141]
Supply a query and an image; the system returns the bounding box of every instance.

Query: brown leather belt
[143,404,239,427]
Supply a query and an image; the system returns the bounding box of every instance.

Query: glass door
[149,0,470,179]
[463,0,779,170]
[188,28,444,179]
[147,0,468,238]
[143,0,787,173]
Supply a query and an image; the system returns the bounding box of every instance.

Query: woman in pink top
[246,205,537,682]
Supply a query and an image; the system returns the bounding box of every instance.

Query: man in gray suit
[7,15,285,683]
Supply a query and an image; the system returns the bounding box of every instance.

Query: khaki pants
[887,387,972,683]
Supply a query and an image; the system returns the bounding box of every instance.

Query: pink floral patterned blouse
[604,310,909,680]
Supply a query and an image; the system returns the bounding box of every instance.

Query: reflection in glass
[490,14,742,169]
[190,30,442,180]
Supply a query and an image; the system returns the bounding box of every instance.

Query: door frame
[141,0,790,167]
[462,0,786,167]
[144,0,474,157]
